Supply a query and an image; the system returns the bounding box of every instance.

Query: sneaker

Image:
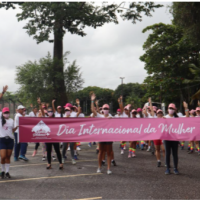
[157,161,161,167]
[42,156,46,161]
[102,160,106,166]
[63,155,67,159]
[77,146,81,151]
[1,172,5,179]
[174,168,179,175]
[165,168,170,175]
[111,160,117,166]
[93,142,96,145]
[97,168,101,173]
[74,155,78,160]
[88,143,92,147]
[128,154,131,158]
[188,150,194,154]
[121,150,124,155]
[107,170,112,175]
[19,155,29,161]
[181,146,184,150]
[147,146,151,152]
[123,146,126,150]
[32,150,37,157]
[67,147,70,151]
[187,147,190,152]
[132,153,136,158]
[14,157,19,162]
[72,159,76,165]
[62,158,65,164]
[5,172,11,178]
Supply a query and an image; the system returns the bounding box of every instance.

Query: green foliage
[15,52,84,106]
[140,23,200,108]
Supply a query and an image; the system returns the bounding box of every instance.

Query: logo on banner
[32,120,51,137]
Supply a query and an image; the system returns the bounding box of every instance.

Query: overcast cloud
[0,2,172,92]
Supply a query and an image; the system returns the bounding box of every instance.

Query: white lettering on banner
[57,124,76,136]
[78,124,143,136]
[158,123,195,134]
[144,124,156,134]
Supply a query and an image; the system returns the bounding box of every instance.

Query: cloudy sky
[0,2,172,93]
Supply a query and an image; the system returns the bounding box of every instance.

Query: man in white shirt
[14,105,29,161]
[29,107,38,117]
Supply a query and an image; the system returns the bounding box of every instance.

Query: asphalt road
[0,142,200,199]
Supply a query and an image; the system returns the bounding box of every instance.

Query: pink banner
[19,117,200,142]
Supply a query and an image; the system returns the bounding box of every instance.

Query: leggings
[62,142,75,159]
[164,140,179,169]
[35,143,40,150]
[46,143,62,164]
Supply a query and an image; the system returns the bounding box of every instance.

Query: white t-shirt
[114,114,123,118]
[79,113,85,118]
[29,111,38,117]
[0,112,14,139]
[55,111,63,118]
[165,114,174,118]
[177,112,183,117]
[121,111,129,118]
[14,113,23,134]
[64,111,77,118]
[95,113,113,118]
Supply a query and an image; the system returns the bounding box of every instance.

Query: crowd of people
[0,85,200,179]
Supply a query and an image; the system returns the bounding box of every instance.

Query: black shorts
[0,137,14,150]
[99,142,113,145]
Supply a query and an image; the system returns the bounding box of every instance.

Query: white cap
[17,105,25,110]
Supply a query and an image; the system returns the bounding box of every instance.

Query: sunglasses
[132,112,137,115]
[3,112,10,114]
[65,110,70,112]
[48,111,53,113]
[103,108,109,110]
[169,107,175,110]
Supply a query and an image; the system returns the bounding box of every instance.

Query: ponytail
[1,113,6,126]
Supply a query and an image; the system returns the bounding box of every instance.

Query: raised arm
[0,85,8,100]
[143,105,148,117]
[183,101,189,118]
[76,99,81,117]
[52,99,56,113]
[37,97,45,117]
[118,95,124,114]
[95,100,100,114]
[91,93,97,117]
[148,97,154,117]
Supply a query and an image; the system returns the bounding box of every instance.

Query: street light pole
[120,77,125,96]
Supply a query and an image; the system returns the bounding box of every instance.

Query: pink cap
[117,109,121,112]
[190,109,195,114]
[196,107,200,111]
[64,103,73,108]
[157,109,163,114]
[137,108,142,112]
[153,106,157,110]
[168,103,176,110]
[64,107,71,110]
[57,106,61,109]
[102,104,110,109]
[42,106,46,109]
[2,107,10,113]
[131,109,137,113]
[124,106,128,110]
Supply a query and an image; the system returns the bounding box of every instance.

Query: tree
[140,23,200,109]
[114,82,147,106]
[15,52,84,107]
[170,2,200,47]
[0,2,162,105]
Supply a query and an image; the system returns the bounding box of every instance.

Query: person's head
[102,104,110,116]
[38,109,42,117]
[64,106,71,116]
[72,106,78,112]
[57,106,62,113]
[23,108,27,116]
[147,106,151,113]
[17,105,25,115]
[33,107,38,114]
[117,108,121,115]
[196,107,200,116]
[124,106,129,115]
[189,109,196,117]
[1,107,10,126]
[42,104,47,110]
[64,103,73,113]
[156,109,163,118]
[47,107,54,118]
[137,108,143,118]
[131,109,137,118]
[168,103,178,117]
[153,106,157,111]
